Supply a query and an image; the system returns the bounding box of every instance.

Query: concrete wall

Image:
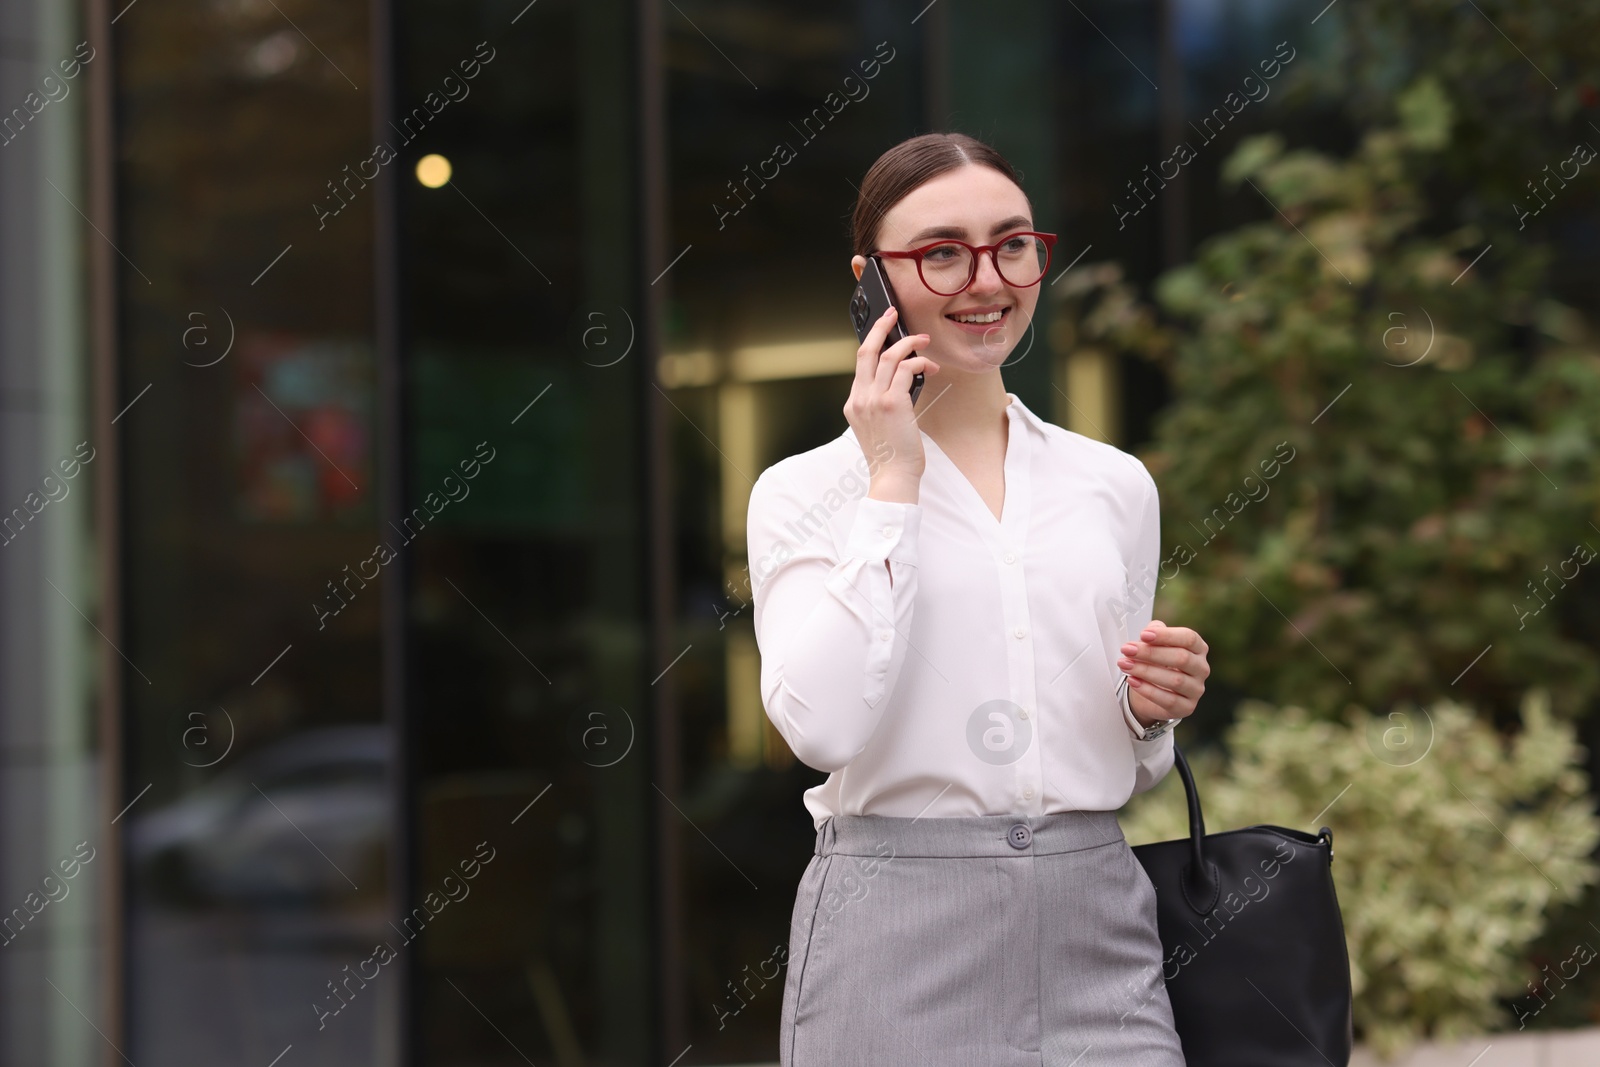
[1349,1023,1600,1067]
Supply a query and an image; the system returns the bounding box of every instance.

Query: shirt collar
[1005,392,1053,442]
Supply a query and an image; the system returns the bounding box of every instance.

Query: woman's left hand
[1118,620,1210,726]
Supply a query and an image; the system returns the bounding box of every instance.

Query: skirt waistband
[814,809,1125,859]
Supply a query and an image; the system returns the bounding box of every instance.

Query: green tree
[1290,0,1600,234]
[1061,76,1600,723]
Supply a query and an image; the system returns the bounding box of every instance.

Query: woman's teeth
[949,309,1006,324]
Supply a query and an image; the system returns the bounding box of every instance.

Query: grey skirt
[779,809,1186,1066]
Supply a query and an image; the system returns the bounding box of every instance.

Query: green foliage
[1287,0,1600,221]
[1056,76,1600,723]
[1121,690,1600,1059]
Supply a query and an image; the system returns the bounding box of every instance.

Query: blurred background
[2,0,1598,1064]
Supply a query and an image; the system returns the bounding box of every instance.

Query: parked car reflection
[130,725,390,908]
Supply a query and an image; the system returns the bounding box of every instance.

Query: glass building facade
[0,0,1319,1063]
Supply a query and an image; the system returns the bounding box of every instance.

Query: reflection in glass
[397,0,652,1063]
[117,0,391,1063]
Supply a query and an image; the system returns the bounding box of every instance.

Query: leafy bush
[1120,689,1600,1059]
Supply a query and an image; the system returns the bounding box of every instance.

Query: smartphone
[849,256,924,405]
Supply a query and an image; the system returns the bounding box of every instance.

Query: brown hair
[850,132,1030,257]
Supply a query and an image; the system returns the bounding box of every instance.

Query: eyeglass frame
[869,230,1059,295]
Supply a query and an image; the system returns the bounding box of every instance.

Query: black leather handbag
[1130,743,1355,1066]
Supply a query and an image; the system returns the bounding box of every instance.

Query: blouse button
[1013,627,1027,639]
[1018,708,1029,720]
[882,526,894,537]
[1023,787,1034,799]
[1004,552,1016,564]
[878,630,892,642]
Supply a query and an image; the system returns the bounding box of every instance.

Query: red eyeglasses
[871,231,1058,296]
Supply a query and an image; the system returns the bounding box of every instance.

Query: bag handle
[1172,743,1221,914]
[1169,744,1337,918]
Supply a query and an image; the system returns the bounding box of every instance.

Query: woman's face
[852,164,1041,376]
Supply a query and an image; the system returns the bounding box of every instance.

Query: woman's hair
[850,132,1029,257]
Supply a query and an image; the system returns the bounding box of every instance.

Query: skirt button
[1007,823,1032,849]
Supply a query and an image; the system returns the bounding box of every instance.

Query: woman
[746,132,1212,1065]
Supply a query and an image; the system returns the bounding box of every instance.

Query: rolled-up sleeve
[1122,461,1178,795]
[747,468,921,773]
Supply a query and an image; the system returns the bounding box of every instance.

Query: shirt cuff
[828,497,922,709]
[843,496,922,565]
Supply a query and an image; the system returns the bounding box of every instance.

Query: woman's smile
[943,303,1012,334]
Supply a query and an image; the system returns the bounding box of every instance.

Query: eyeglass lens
[920,235,1048,294]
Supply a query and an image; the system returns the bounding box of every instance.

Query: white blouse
[747,391,1177,829]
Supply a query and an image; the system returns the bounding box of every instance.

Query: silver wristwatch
[1133,715,1177,741]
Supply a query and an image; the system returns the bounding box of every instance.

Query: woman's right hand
[844,306,938,503]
